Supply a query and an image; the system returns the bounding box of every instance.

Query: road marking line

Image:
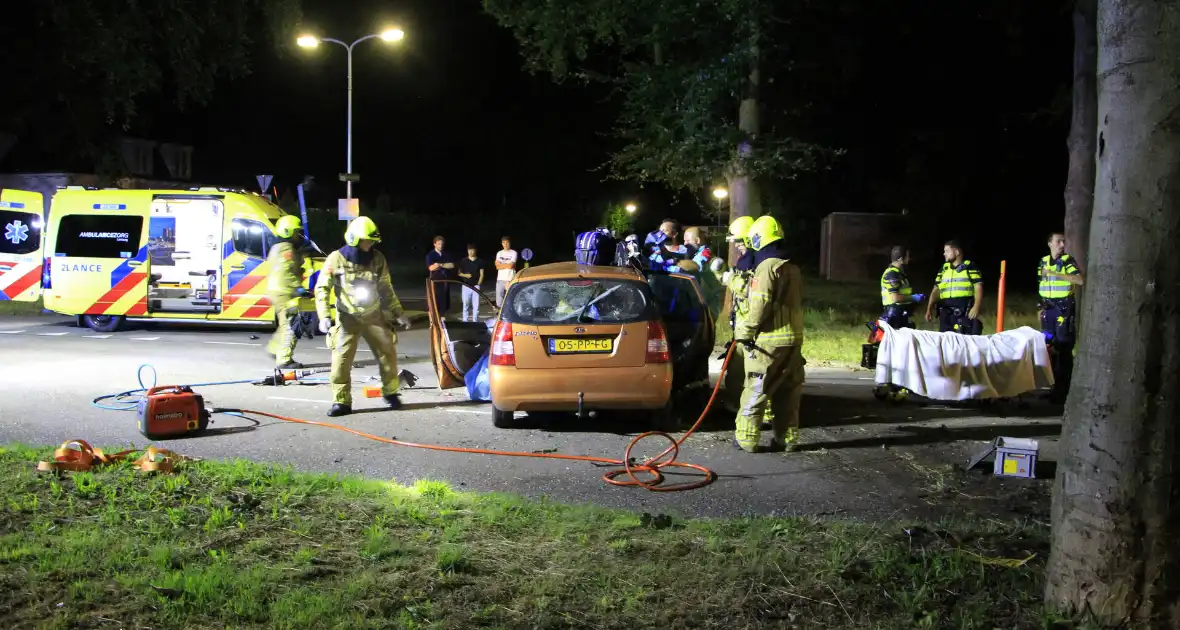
[131,337,161,341]
[205,341,261,346]
[36,332,69,336]
[439,407,488,415]
[0,330,25,334]
[316,347,375,352]
[267,396,334,404]
[84,334,113,339]
[857,377,874,380]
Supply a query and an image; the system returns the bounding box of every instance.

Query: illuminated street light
[296,27,406,199]
[625,203,637,213]
[712,187,729,200]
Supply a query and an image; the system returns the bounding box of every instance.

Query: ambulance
[28,186,326,332]
[0,188,46,302]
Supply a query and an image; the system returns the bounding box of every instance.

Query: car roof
[515,262,647,282]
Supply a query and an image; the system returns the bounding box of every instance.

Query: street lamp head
[712,187,729,200]
[380,28,405,42]
[625,203,637,213]
[296,34,319,48]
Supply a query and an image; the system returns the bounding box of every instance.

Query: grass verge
[0,444,1061,629]
[0,298,46,316]
[711,277,1042,367]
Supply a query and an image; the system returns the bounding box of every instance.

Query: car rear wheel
[492,406,516,428]
[83,314,124,333]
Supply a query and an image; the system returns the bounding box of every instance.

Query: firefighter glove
[318,317,333,334]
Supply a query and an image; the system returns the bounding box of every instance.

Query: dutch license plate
[549,337,613,354]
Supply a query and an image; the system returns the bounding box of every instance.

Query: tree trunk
[1044,0,1180,625]
[1063,0,1097,271]
[727,38,762,265]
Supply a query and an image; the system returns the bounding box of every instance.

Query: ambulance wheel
[83,314,124,333]
[492,406,516,429]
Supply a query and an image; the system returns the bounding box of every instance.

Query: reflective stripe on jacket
[935,260,981,300]
[734,258,803,348]
[880,265,913,306]
[1038,254,1079,299]
[314,249,403,321]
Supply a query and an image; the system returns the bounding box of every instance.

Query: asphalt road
[0,305,1052,520]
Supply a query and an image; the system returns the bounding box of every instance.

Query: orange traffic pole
[996,260,1007,332]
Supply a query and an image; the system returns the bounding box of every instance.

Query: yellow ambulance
[36,186,326,332]
[0,188,46,303]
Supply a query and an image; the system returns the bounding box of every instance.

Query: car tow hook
[577,392,585,419]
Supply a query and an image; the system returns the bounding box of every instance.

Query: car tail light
[490,321,515,366]
[646,320,670,364]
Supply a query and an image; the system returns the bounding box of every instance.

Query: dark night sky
[7,0,1077,289]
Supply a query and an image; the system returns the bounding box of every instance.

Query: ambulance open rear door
[0,189,45,302]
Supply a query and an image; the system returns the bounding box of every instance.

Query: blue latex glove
[912,293,925,302]
[295,287,310,297]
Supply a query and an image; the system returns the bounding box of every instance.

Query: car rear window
[502,278,653,324]
[0,209,42,256]
[53,214,143,259]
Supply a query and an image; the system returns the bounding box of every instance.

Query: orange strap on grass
[37,441,187,474]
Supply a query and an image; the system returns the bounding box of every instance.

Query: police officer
[315,217,412,417]
[266,215,309,369]
[924,240,984,334]
[1038,232,1083,403]
[732,215,805,453]
[879,246,925,330]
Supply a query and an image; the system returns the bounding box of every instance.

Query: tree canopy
[0,0,302,160]
[482,0,835,194]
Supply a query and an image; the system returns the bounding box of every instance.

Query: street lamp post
[297,28,405,200]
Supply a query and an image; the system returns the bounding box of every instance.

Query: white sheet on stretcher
[874,322,1054,401]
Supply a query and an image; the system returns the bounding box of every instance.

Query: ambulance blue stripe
[109,245,148,288]
[228,258,263,290]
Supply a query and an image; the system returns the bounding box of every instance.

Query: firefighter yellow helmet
[344,216,381,246]
[274,215,303,239]
[748,215,784,251]
[727,215,755,242]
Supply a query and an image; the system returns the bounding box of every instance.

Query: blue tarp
[465,352,491,401]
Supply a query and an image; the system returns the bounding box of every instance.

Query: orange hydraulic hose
[232,344,737,492]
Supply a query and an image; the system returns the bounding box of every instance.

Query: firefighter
[1038,232,1084,403]
[315,216,412,417]
[924,240,984,334]
[709,216,756,413]
[732,215,805,453]
[266,215,309,369]
[879,246,925,330]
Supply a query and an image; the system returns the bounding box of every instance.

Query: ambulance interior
[147,197,228,313]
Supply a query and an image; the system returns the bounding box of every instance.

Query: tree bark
[1045,0,1180,626]
[1063,0,1097,271]
[727,37,762,265]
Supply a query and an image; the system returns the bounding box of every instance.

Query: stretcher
[861,321,1054,403]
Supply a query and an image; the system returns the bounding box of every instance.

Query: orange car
[425,262,715,428]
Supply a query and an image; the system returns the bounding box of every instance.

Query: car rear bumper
[489,365,672,412]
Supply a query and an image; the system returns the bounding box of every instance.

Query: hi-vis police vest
[1038,254,1079,300]
[936,260,981,301]
[880,265,913,306]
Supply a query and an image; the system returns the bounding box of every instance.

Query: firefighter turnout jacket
[314,248,405,323]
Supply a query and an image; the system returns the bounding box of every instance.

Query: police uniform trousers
[267,297,301,366]
[1040,297,1076,402]
[734,344,803,451]
[937,299,982,335]
[329,311,401,405]
[880,304,915,331]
